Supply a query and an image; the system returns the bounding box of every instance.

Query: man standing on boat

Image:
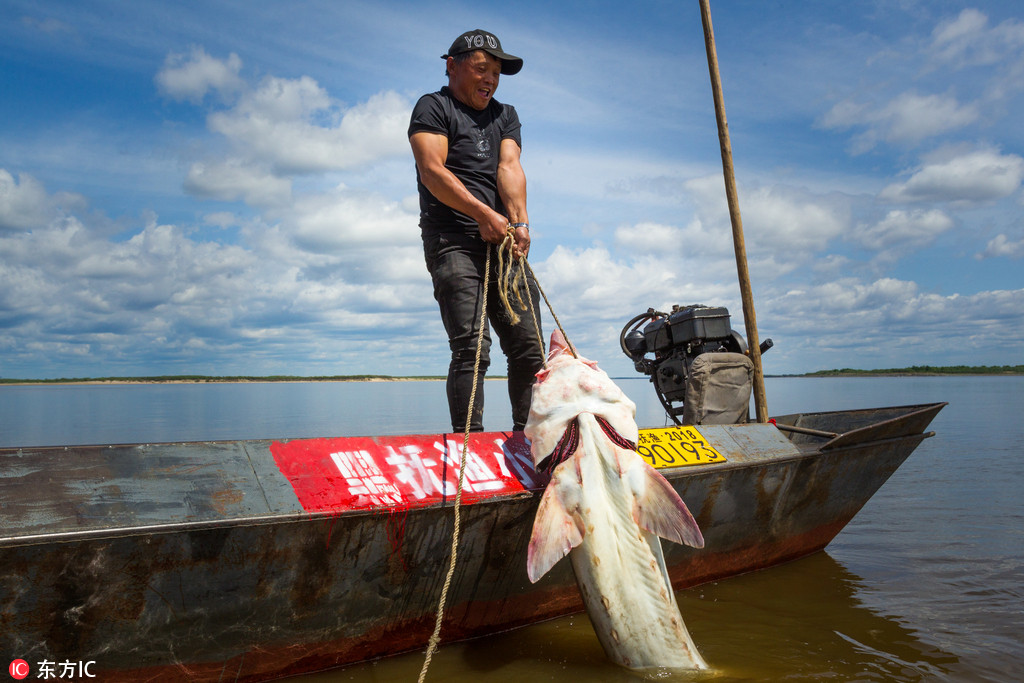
[409,29,544,433]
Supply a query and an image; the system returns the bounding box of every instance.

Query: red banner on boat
[271,432,546,513]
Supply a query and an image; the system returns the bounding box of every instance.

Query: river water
[1,376,1021,681]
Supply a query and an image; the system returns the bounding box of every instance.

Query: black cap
[442,30,523,75]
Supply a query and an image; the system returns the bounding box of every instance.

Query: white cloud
[742,185,849,254]
[930,9,992,64]
[879,147,1024,204]
[170,53,413,216]
[681,176,850,272]
[816,278,919,317]
[203,212,237,229]
[882,93,979,143]
[533,245,739,328]
[977,233,1024,260]
[208,83,410,174]
[184,160,292,206]
[0,170,51,232]
[613,222,683,254]
[285,185,419,253]
[852,209,954,252]
[155,47,245,103]
[821,92,979,152]
[930,9,1024,68]
[765,277,1024,353]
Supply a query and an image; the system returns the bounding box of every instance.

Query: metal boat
[0,402,944,681]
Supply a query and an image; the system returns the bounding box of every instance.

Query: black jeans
[424,234,545,432]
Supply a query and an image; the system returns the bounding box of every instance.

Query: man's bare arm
[410,131,509,244]
[497,137,530,258]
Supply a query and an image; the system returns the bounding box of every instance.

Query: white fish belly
[565,424,708,670]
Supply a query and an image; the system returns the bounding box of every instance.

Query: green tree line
[804,365,1023,376]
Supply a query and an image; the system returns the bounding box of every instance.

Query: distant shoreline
[0,376,449,386]
[2,365,1021,385]
[790,364,1023,377]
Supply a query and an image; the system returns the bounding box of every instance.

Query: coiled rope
[417,227,575,682]
[497,229,577,359]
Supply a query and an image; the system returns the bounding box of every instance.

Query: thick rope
[496,231,527,325]
[497,229,577,359]
[417,245,492,683]
[522,259,577,359]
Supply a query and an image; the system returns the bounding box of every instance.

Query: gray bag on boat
[683,352,753,425]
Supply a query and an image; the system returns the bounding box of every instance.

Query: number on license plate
[636,425,726,469]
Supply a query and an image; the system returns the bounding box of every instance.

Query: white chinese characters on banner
[329,438,527,506]
[329,450,404,506]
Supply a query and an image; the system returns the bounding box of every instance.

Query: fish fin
[632,463,705,549]
[527,480,584,583]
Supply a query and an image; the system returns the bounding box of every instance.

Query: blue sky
[1,0,1022,379]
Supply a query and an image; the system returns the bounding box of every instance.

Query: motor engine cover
[620,303,766,425]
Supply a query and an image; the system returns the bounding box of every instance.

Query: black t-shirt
[408,86,522,239]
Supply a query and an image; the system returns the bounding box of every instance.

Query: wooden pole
[698,0,769,423]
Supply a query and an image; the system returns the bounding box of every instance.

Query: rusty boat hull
[0,402,944,681]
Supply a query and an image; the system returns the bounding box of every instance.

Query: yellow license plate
[637,425,726,469]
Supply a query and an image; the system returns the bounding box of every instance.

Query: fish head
[524,330,638,470]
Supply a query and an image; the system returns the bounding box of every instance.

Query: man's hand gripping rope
[497,224,529,326]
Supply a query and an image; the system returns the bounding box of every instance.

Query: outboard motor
[620,304,772,425]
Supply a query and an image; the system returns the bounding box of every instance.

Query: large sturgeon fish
[524,331,708,670]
